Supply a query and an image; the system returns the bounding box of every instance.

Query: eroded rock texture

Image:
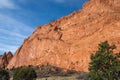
[0,52,13,69]
[7,0,120,72]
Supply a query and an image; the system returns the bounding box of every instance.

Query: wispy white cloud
[0,43,19,53]
[0,28,26,38]
[0,13,34,53]
[0,0,34,54]
[0,0,16,9]
[0,13,34,34]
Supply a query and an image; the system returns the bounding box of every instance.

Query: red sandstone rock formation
[0,52,13,68]
[7,0,120,72]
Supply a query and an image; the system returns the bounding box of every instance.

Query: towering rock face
[7,0,120,72]
[0,52,13,68]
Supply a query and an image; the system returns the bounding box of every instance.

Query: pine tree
[89,41,120,80]
[13,66,37,80]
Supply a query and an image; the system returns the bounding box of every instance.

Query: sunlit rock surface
[7,0,120,72]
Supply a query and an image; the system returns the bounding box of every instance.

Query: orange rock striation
[0,51,13,69]
[7,0,120,72]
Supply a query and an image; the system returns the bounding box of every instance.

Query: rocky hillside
[0,51,13,69]
[7,0,120,72]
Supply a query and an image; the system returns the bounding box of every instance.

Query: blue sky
[0,0,87,54]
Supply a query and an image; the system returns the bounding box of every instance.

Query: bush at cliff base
[0,68,10,80]
[13,66,37,80]
[89,41,120,80]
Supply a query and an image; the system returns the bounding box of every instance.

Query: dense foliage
[89,41,120,80]
[0,68,10,80]
[13,66,37,80]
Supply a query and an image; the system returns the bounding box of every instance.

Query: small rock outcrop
[0,52,13,69]
[7,0,120,72]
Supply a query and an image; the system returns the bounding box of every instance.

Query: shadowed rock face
[7,0,120,72]
[0,52,13,69]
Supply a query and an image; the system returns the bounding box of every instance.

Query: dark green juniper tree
[13,66,37,80]
[89,41,120,80]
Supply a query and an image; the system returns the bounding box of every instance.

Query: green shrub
[89,41,120,80]
[13,66,37,80]
[0,68,10,80]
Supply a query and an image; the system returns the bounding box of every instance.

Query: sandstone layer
[0,52,13,68]
[7,0,120,72]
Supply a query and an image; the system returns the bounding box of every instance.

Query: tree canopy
[13,66,37,80]
[89,41,120,80]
